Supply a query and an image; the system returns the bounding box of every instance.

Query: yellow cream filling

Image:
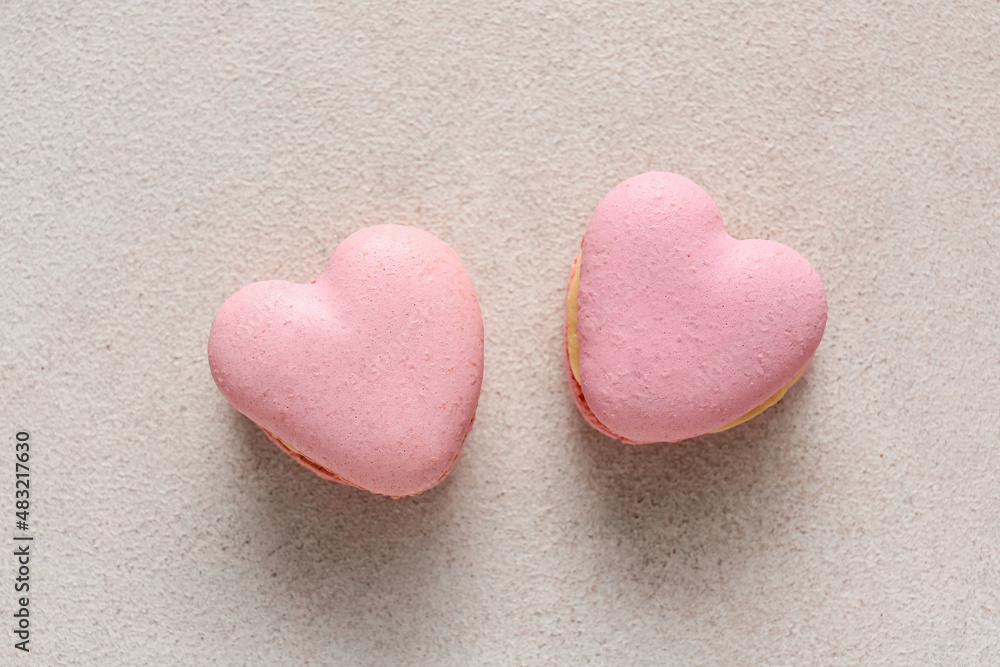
[567,255,583,385]
[566,253,807,434]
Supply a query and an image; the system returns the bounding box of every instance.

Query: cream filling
[566,254,807,434]
[567,254,584,384]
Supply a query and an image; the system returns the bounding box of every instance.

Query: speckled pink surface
[208,225,484,497]
[574,172,827,443]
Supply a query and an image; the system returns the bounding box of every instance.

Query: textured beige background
[2,2,999,664]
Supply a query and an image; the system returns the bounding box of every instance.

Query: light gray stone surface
[2,2,999,664]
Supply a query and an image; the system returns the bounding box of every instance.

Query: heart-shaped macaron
[209,225,484,497]
[565,172,827,443]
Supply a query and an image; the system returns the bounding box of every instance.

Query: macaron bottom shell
[260,421,472,499]
[260,426,367,490]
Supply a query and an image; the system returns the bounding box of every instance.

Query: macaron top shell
[575,172,827,443]
[208,224,484,497]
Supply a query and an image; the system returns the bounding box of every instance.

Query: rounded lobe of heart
[208,225,484,497]
[576,172,827,443]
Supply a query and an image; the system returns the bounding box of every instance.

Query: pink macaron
[209,224,484,497]
[565,172,827,443]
